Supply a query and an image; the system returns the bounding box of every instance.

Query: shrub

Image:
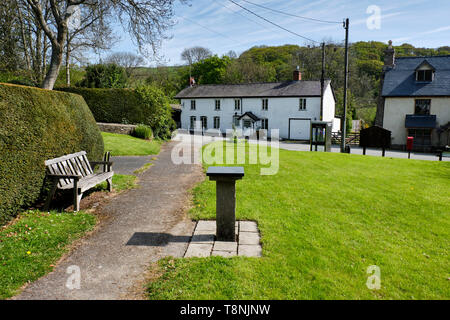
[0,83,104,225]
[135,85,176,140]
[79,64,128,88]
[57,85,176,140]
[133,124,153,140]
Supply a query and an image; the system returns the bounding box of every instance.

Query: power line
[228,0,319,44]
[212,0,272,31]
[240,0,342,24]
[177,15,245,46]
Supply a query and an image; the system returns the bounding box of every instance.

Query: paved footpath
[14,141,204,300]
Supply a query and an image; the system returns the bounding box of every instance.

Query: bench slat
[78,155,92,176]
[81,154,94,174]
[73,157,88,177]
[45,151,87,166]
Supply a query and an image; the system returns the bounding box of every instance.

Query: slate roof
[175,80,331,99]
[382,55,450,97]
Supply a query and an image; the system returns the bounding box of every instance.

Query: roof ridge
[396,55,450,59]
[187,80,324,87]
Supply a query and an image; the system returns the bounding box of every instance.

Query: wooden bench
[44,151,114,212]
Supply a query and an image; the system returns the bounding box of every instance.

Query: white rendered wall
[383,97,450,146]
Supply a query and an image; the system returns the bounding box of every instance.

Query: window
[262,99,268,111]
[299,98,307,111]
[215,100,221,111]
[243,119,252,128]
[234,99,241,111]
[408,129,432,148]
[200,116,207,129]
[190,116,196,129]
[261,119,268,130]
[214,117,220,129]
[233,116,240,127]
[416,70,433,82]
[190,100,196,110]
[415,99,431,115]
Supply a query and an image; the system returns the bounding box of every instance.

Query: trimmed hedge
[0,83,104,225]
[56,86,176,139]
[56,87,142,124]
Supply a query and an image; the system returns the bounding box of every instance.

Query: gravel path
[14,141,203,300]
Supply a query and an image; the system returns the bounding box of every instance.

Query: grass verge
[147,142,450,300]
[94,174,138,192]
[0,210,96,299]
[102,132,161,156]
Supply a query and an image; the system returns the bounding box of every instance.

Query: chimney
[189,77,196,87]
[293,66,302,81]
[384,40,395,69]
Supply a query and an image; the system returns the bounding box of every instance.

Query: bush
[57,85,176,140]
[135,85,176,140]
[133,124,153,140]
[0,83,104,225]
[79,64,128,88]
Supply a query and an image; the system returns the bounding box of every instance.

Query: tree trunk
[66,34,70,87]
[41,43,63,90]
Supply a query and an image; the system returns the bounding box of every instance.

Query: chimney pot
[384,40,395,68]
[293,69,302,81]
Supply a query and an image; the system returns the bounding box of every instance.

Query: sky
[104,0,450,66]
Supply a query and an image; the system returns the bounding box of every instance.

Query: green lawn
[147,142,450,300]
[102,132,161,156]
[0,210,96,299]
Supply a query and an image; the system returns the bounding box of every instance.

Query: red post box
[407,137,414,151]
[407,137,413,159]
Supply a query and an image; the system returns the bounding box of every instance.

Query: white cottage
[175,70,339,140]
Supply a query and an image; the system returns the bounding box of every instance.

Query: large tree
[24,0,183,90]
[181,46,212,65]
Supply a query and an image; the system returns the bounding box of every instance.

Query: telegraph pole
[320,42,325,121]
[341,18,349,153]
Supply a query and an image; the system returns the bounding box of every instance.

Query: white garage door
[289,119,311,140]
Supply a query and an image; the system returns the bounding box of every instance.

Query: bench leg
[73,188,83,212]
[44,181,58,212]
[107,177,113,192]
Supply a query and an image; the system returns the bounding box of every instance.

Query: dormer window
[416,70,433,82]
[415,60,435,82]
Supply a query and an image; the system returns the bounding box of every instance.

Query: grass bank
[101,132,161,156]
[147,142,450,300]
[0,210,96,299]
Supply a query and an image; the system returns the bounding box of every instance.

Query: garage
[289,118,311,140]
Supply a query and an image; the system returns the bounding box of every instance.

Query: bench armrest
[89,161,113,166]
[90,161,113,173]
[47,173,82,180]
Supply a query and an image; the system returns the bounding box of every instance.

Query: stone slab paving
[184,220,262,258]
